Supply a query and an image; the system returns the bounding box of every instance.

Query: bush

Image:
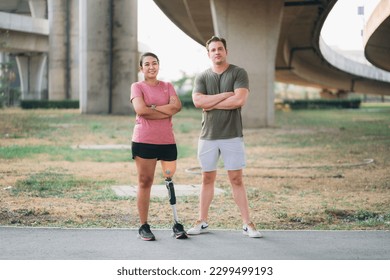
[282,99,361,110]
[20,100,79,109]
[179,93,195,108]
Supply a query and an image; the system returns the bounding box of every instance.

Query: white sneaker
[187,220,209,235]
[243,222,263,238]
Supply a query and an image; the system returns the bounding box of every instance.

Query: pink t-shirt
[130,81,177,144]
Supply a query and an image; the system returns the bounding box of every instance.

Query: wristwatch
[151,104,156,110]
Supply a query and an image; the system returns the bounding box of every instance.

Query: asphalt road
[1,226,389,260]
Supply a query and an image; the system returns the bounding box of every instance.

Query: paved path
[1,226,389,260]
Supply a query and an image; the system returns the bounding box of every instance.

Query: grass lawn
[0,104,389,230]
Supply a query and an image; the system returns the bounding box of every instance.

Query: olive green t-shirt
[193,64,249,140]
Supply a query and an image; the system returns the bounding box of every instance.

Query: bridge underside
[363,0,390,72]
[152,0,390,128]
[1,0,389,125]
[154,0,390,96]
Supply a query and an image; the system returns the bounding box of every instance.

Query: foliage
[21,100,80,109]
[0,61,19,108]
[282,99,361,109]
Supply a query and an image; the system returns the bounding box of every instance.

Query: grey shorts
[197,137,246,172]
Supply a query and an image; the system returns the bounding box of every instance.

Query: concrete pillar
[48,0,67,100]
[79,0,111,113]
[15,53,47,100]
[16,56,30,99]
[69,0,79,100]
[79,0,138,114]
[29,0,47,18]
[30,54,47,99]
[211,0,284,128]
[111,0,138,114]
[24,0,48,100]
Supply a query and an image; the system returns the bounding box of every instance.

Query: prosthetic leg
[161,161,188,239]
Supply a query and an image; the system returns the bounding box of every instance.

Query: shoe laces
[141,223,152,233]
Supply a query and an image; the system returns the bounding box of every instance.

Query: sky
[138,0,381,81]
[137,0,210,81]
[321,0,380,51]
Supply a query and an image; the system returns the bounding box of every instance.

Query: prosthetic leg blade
[165,178,188,239]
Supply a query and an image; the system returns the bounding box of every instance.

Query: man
[188,36,262,238]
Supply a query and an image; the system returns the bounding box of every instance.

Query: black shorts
[131,142,177,161]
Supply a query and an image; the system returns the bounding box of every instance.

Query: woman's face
[140,56,159,79]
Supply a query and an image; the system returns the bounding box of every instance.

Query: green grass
[0,145,132,162]
[0,144,194,162]
[1,104,389,229]
[324,208,390,228]
[276,105,390,133]
[11,171,122,201]
[1,110,133,140]
[272,105,390,150]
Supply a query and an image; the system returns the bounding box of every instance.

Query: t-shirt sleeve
[193,73,207,94]
[234,68,249,90]
[130,83,143,103]
[167,82,177,97]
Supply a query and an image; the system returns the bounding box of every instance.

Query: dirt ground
[0,108,389,230]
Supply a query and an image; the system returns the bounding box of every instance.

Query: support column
[211,0,284,128]
[28,0,47,18]
[48,0,67,100]
[27,0,48,100]
[79,0,138,114]
[79,0,111,113]
[15,54,47,100]
[69,0,79,100]
[111,0,138,114]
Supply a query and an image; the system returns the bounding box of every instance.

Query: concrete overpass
[0,0,138,114]
[1,0,390,126]
[363,0,390,72]
[0,2,48,100]
[153,0,390,127]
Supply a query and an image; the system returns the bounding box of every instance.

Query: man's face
[207,41,227,65]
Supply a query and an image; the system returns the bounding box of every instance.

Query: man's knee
[228,170,243,186]
[202,171,216,185]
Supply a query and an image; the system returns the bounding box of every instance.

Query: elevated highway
[153,0,390,93]
[0,0,138,114]
[0,0,48,100]
[363,0,390,72]
[153,0,390,127]
[0,11,48,53]
[1,0,389,126]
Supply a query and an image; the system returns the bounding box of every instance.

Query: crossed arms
[132,95,182,120]
[192,88,249,111]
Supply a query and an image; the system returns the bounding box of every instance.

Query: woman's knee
[138,174,154,188]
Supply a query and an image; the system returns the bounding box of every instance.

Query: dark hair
[139,52,159,67]
[206,36,227,51]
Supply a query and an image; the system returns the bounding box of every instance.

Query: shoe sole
[187,229,208,235]
[175,233,188,239]
[243,231,263,238]
[141,237,156,241]
[137,234,156,241]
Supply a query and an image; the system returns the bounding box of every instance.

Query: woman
[130,52,185,241]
